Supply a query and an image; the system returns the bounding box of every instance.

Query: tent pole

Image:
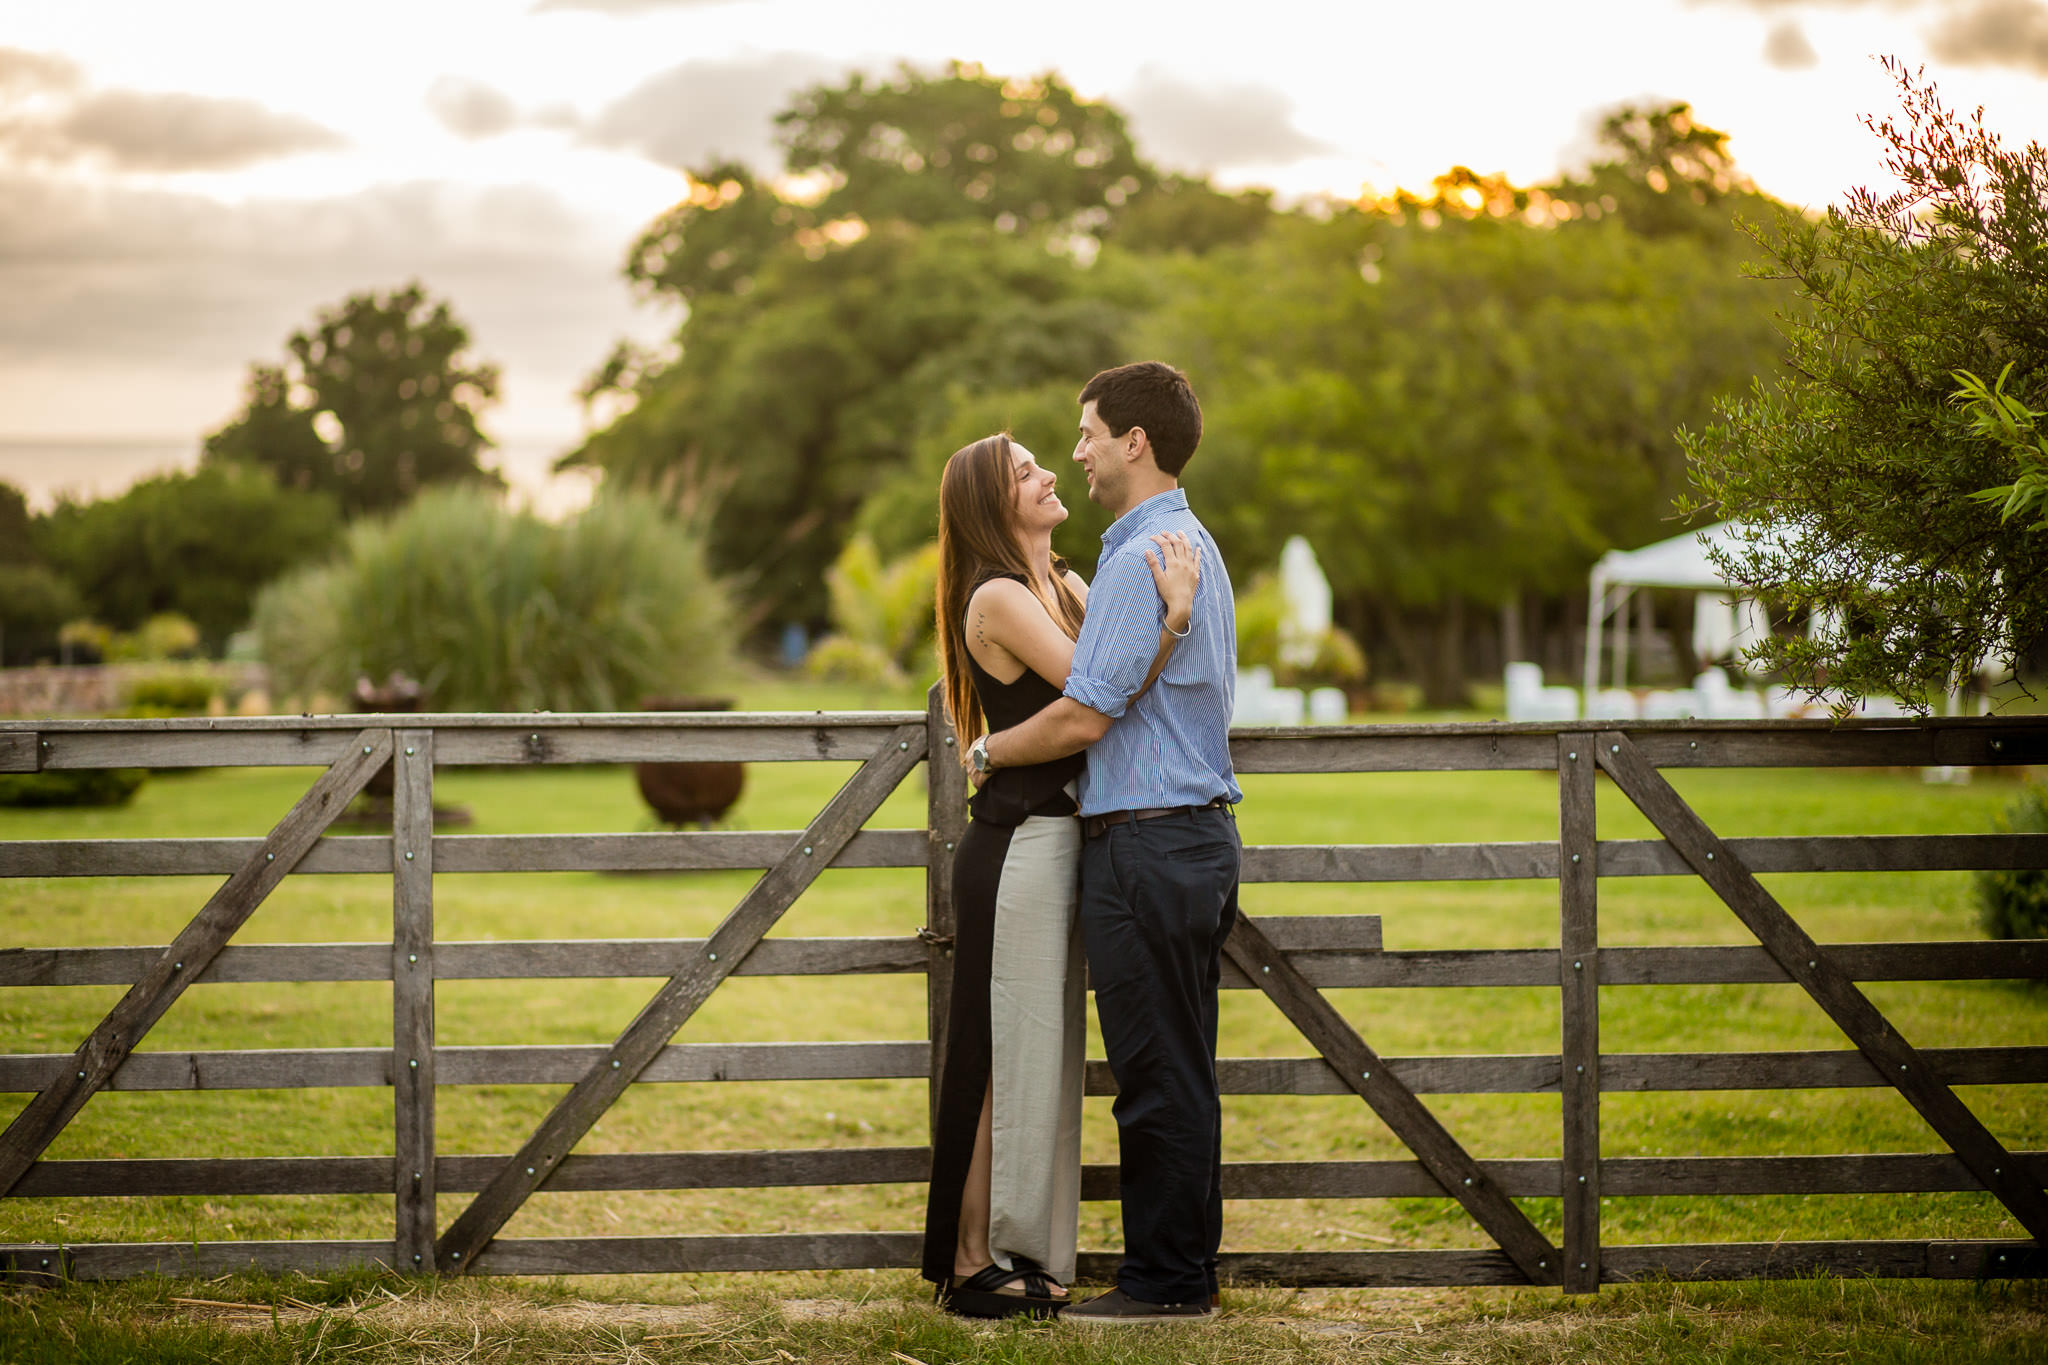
[1583,573,1607,694]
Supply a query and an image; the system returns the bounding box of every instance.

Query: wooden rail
[2,703,2045,1288]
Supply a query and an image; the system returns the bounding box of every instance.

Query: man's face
[1074,400,1128,510]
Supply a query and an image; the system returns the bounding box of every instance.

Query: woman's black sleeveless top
[964,575,1084,827]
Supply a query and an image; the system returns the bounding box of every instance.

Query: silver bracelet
[1164,618,1192,639]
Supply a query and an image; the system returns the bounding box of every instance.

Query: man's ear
[1124,425,1149,462]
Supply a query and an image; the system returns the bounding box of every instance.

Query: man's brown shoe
[1062,1287,1212,1324]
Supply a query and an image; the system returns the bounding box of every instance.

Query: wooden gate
[2,703,2044,1286]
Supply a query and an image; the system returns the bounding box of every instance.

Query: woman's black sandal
[941,1258,1067,1319]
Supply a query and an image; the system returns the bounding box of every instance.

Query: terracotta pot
[635,696,746,826]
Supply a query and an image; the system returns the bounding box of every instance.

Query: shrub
[1977,783,2048,941]
[805,535,939,687]
[123,671,222,715]
[1234,571,1367,687]
[0,768,146,807]
[254,488,733,712]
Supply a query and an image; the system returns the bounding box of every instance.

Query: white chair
[1583,688,1640,720]
[1640,689,1700,719]
[1308,687,1349,724]
[1694,668,1766,719]
[1504,662,1579,722]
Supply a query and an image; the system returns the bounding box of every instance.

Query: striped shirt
[1063,488,1242,817]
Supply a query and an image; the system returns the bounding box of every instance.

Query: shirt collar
[1100,488,1188,553]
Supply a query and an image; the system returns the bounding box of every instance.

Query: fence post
[924,684,966,1136]
[392,729,436,1271]
[1558,733,1600,1293]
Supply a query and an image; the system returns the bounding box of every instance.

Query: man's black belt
[1082,797,1229,841]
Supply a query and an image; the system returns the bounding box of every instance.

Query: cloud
[581,53,837,170]
[2,68,347,173]
[1927,0,2048,74]
[1764,18,1823,65]
[1118,69,1332,173]
[0,47,81,96]
[427,77,522,139]
[54,90,345,171]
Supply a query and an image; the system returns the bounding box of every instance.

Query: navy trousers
[1078,805,1240,1304]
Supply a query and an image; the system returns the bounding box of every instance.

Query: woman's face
[1009,441,1067,533]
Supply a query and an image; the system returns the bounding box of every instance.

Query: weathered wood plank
[0,729,394,1198]
[924,684,966,1134]
[30,722,917,769]
[1600,833,2048,877]
[36,1151,2046,1201]
[58,1240,399,1279]
[1240,843,1555,882]
[470,1232,923,1275]
[0,829,929,877]
[0,936,929,986]
[1597,730,2048,1242]
[1223,915,1561,1284]
[1557,734,1600,1294]
[0,733,38,774]
[7,1234,2042,1286]
[6,1044,2038,1096]
[1599,941,2048,985]
[7,1148,936,1197]
[11,1157,393,1196]
[14,937,2032,991]
[8,829,2036,882]
[1602,1239,2048,1282]
[0,1041,933,1091]
[391,729,435,1270]
[1598,1046,2048,1091]
[1597,1151,2048,1197]
[434,723,928,1272]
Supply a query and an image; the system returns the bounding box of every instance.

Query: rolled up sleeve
[1062,549,1165,720]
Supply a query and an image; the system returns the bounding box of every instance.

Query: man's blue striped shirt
[1063,488,1242,817]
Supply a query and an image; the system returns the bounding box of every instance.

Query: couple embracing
[921,361,1242,1326]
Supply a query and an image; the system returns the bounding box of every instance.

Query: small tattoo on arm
[973,609,986,648]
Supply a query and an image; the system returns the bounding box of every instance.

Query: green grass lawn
[1,697,2043,1286]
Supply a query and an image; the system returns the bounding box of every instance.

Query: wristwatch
[968,735,992,776]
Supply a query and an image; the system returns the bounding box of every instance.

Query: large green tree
[576,64,1167,630]
[579,222,1136,628]
[205,282,503,517]
[35,464,341,648]
[1682,63,2048,709]
[1152,158,1788,705]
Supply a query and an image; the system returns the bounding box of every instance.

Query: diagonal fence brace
[1594,729,2048,1243]
[0,729,394,1196]
[1225,915,1562,1285]
[435,723,928,1271]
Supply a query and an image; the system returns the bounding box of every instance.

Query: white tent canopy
[1582,521,1787,692]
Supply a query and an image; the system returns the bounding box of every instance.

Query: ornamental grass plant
[253,489,733,714]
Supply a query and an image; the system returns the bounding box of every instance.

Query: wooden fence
[1,699,2045,1289]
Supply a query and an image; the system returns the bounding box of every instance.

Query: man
[968,360,1241,1324]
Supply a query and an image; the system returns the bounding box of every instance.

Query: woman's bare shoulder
[1063,568,1089,604]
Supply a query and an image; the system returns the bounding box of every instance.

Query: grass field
[2,687,2045,1359]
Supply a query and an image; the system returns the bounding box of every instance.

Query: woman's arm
[967,578,1079,689]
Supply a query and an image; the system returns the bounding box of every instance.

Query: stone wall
[0,663,269,717]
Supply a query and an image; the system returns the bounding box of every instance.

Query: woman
[922,432,1198,1318]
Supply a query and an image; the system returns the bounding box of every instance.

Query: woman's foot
[942,1259,1069,1319]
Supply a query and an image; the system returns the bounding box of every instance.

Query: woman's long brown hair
[935,434,1086,769]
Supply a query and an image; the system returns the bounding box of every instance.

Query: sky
[3,0,2047,512]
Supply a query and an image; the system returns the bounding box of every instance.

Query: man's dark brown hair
[1079,361,1203,477]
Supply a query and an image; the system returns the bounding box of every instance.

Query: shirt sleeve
[1063,546,1165,719]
